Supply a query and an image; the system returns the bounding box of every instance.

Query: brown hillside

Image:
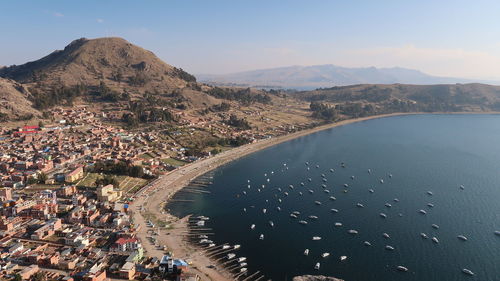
[0,78,40,120]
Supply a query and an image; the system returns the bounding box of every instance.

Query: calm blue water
[168,115,500,281]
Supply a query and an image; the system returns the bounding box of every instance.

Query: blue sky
[1,0,500,79]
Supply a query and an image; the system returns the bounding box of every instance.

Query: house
[19,264,39,280]
[65,166,84,183]
[96,184,122,202]
[110,237,142,253]
[119,262,136,280]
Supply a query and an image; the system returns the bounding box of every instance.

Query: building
[65,166,84,183]
[96,184,122,202]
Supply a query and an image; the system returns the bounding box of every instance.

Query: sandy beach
[128,112,429,281]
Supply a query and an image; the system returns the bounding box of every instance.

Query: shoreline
[129,111,498,281]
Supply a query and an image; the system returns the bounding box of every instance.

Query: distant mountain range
[197,65,500,90]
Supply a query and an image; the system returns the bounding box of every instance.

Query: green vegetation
[160,158,188,167]
[310,101,337,120]
[226,114,251,130]
[206,87,272,105]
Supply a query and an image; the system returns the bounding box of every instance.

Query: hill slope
[197,65,492,90]
[0,77,40,120]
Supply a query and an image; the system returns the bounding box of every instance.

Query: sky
[1,0,500,79]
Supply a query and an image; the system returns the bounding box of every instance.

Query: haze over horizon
[2,0,500,80]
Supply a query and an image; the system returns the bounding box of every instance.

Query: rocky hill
[0,77,40,121]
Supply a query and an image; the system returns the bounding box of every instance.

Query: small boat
[278,187,282,191]
[321,252,330,258]
[380,213,387,218]
[290,214,298,218]
[257,189,261,192]
[356,203,365,208]
[331,208,339,213]
[343,183,349,188]
[234,245,241,249]
[304,249,309,255]
[305,162,309,166]
[316,165,320,168]
[329,196,336,200]
[284,192,289,196]
[259,234,264,240]
[322,178,327,182]
[222,245,231,250]
[278,198,282,203]
[419,209,427,215]
[330,169,334,172]
[314,262,320,270]
[324,190,330,193]
[495,230,500,236]
[227,253,236,259]
[343,189,348,193]
[242,191,247,195]
[289,184,294,189]
[321,174,326,178]
[457,235,468,241]
[237,256,246,262]
[267,179,270,182]
[432,237,439,243]
[299,192,303,195]
[385,203,392,208]
[299,220,308,225]
[385,245,395,251]
[240,262,247,267]
[388,173,393,178]
[340,256,347,261]
[393,198,399,202]
[460,185,465,190]
[243,208,247,212]
[301,182,305,186]
[427,191,433,195]
[427,203,434,208]
[309,215,319,220]
[262,209,267,214]
[396,266,408,272]
[462,269,474,276]
[276,206,281,211]
[369,189,375,193]
[314,201,322,205]
[348,229,358,235]
[334,222,342,227]
[432,224,440,229]
[292,211,301,215]
[312,236,322,240]
[421,233,428,239]
[368,169,372,174]
[308,189,314,194]
[269,221,274,227]
[250,224,255,230]
[380,179,384,184]
[308,178,312,182]
[364,241,372,246]
[341,162,346,168]
[208,243,215,247]
[322,184,327,188]
[383,233,390,239]
[350,175,355,180]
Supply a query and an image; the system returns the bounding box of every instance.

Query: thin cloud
[53,12,64,17]
[96,18,104,23]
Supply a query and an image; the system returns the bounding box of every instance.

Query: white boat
[369,189,375,193]
[234,245,241,249]
[289,184,294,189]
[462,269,474,276]
[351,175,355,179]
[380,179,384,184]
[308,178,312,182]
[299,192,303,195]
[242,191,246,195]
[262,209,267,214]
[321,252,330,258]
[259,234,264,240]
[240,262,247,267]
[380,213,387,218]
[396,266,408,272]
[324,190,330,193]
[267,179,270,182]
[316,165,319,168]
[495,230,500,236]
[356,203,364,208]
[269,221,274,227]
[284,192,289,196]
[331,208,339,213]
[301,182,305,186]
[460,185,465,190]
[432,237,439,243]
[364,241,371,246]
[314,262,320,270]
[278,187,282,191]
[305,162,309,165]
[393,198,399,202]
[368,169,371,173]
[240,268,247,273]
[208,243,216,247]
[419,209,427,215]
[427,203,434,208]
[321,174,326,178]
[340,256,347,261]
[385,203,392,208]
[329,196,336,200]
[334,222,342,227]
[427,191,433,195]
[222,245,231,250]
[421,233,428,239]
[457,235,468,241]
[308,189,314,194]
[343,183,349,187]
[237,257,246,262]
[312,236,322,240]
[330,169,334,172]
[278,198,282,203]
[290,214,298,218]
[432,224,440,229]
[276,207,281,211]
[299,220,308,225]
[385,245,395,251]
[388,173,393,178]
[304,249,309,256]
[293,211,301,215]
[227,253,236,259]
[383,233,390,239]
[341,163,346,168]
[309,215,319,220]
[322,178,327,182]
[348,229,358,235]
[314,201,322,205]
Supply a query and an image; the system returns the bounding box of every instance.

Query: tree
[129,165,144,178]
[38,172,48,184]
[13,274,22,281]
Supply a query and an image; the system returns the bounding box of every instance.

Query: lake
[168,114,500,281]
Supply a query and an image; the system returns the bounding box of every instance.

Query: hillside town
[0,104,314,281]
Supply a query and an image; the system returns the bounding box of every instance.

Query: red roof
[115,237,138,245]
[23,126,39,130]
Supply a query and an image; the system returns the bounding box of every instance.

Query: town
[0,105,313,281]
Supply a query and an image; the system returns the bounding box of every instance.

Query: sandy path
[129,112,416,281]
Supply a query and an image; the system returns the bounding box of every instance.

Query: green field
[160,158,188,167]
